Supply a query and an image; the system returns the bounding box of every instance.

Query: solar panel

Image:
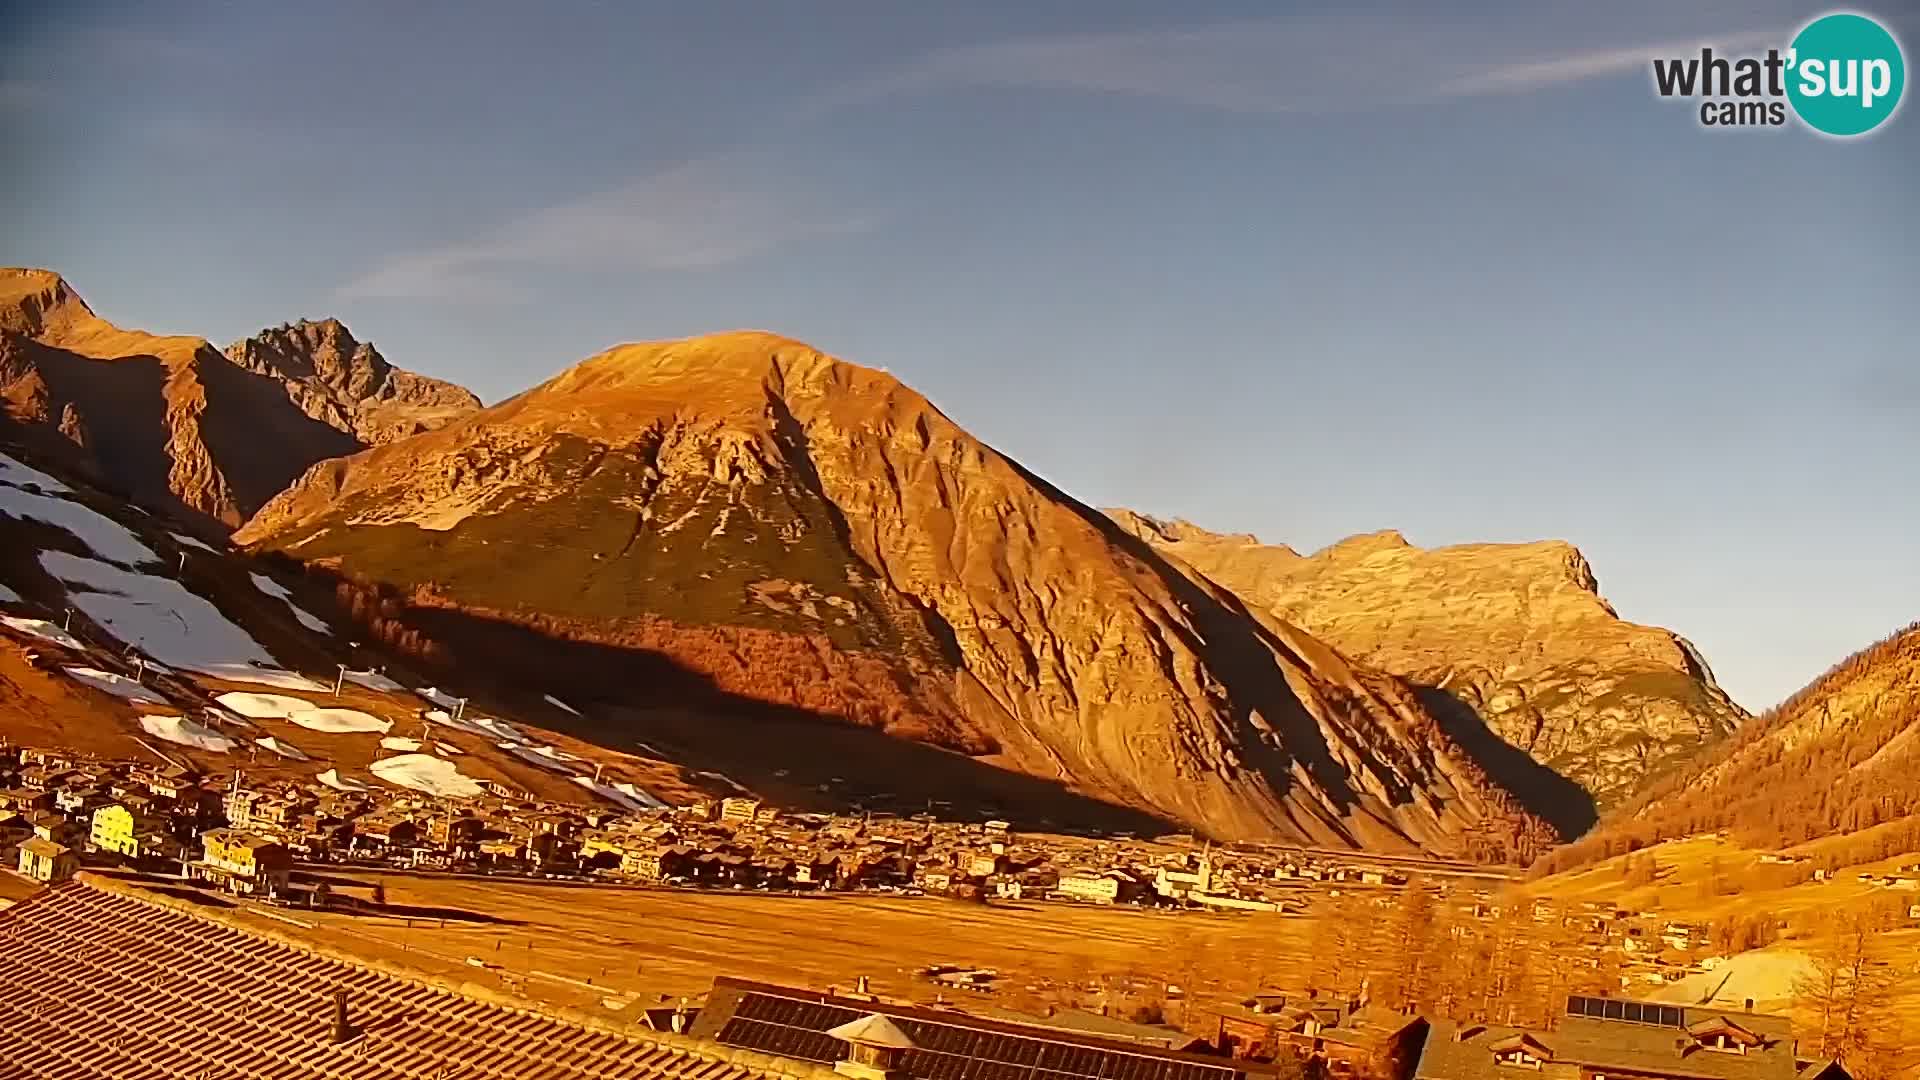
[1565,995,1684,1028]
[718,991,1244,1080]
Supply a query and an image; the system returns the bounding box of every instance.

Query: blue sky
[4,1,1915,711]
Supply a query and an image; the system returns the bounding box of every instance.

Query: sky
[3,0,1915,712]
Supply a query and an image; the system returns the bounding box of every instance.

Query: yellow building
[195,829,291,896]
[92,804,181,865]
[90,804,138,857]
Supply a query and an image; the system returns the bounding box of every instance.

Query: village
[6,730,1913,1080]
[0,734,1459,909]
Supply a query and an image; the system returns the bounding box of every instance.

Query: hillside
[0,269,474,526]
[224,318,480,444]
[1107,511,1747,829]
[235,331,1555,855]
[1536,622,1920,871]
[0,443,709,810]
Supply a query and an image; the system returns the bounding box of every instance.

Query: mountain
[224,319,480,444]
[235,331,1555,855]
[0,269,477,527]
[1106,512,1747,825]
[1533,622,1920,871]
[0,268,363,526]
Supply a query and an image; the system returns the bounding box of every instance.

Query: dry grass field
[208,871,1316,1026]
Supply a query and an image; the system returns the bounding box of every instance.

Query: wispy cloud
[811,15,1790,115]
[339,155,878,302]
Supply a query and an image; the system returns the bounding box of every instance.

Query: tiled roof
[692,977,1272,1080]
[1417,1010,1803,1080]
[0,878,827,1080]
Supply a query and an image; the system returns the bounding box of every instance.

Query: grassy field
[212,871,1314,1024]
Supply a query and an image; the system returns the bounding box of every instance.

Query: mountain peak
[0,267,98,338]
[225,318,480,445]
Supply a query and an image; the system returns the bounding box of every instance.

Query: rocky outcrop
[0,268,361,525]
[224,319,479,444]
[1107,511,1746,821]
[238,332,1556,856]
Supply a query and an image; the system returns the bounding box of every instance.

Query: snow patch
[696,770,751,794]
[500,741,582,773]
[317,768,372,793]
[2,457,158,565]
[0,454,72,494]
[428,709,521,741]
[342,669,406,693]
[544,694,581,716]
[194,664,328,692]
[379,736,423,751]
[215,691,318,720]
[416,686,464,709]
[248,573,293,602]
[140,715,235,753]
[254,736,309,760]
[0,583,20,604]
[63,666,166,704]
[38,552,291,677]
[2,616,86,651]
[290,708,391,734]
[249,571,333,636]
[571,775,667,811]
[288,605,332,635]
[171,533,219,553]
[434,741,465,756]
[370,753,483,798]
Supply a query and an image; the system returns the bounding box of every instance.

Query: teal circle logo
[1787,12,1906,136]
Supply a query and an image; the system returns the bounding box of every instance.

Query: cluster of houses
[3,739,1436,913]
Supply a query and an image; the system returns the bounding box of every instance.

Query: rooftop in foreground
[0,874,833,1080]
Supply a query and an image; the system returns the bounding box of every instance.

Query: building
[720,797,764,825]
[1215,991,1424,1078]
[692,977,1274,1080]
[194,829,292,897]
[1055,869,1144,905]
[1415,996,1845,1080]
[16,837,77,883]
[88,803,181,865]
[0,877,819,1080]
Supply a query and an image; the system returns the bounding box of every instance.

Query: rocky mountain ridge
[224,319,479,444]
[1106,510,1747,824]
[235,331,1556,855]
[0,269,475,526]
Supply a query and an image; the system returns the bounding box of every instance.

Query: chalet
[1415,996,1841,1080]
[16,837,77,883]
[1216,991,1424,1077]
[718,797,762,825]
[194,829,292,897]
